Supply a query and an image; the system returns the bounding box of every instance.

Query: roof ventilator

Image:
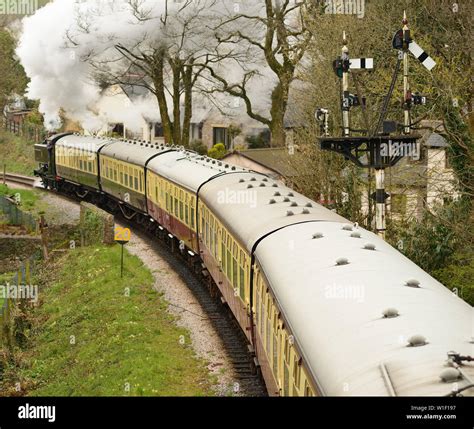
[312,232,323,239]
[439,368,461,383]
[364,243,376,250]
[336,257,349,266]
[350,232,361,238]
[407,335,427,347]
[342,224,353,231]
[382,308,399,318]
[286,211,294,216]
[405,279,420,288]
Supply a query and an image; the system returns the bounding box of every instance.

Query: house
[2,94,31,125]
[91,84,269,149]
[222,147,298,184]
[225,121,459,223]
[360,121,459,222]
[91,84,165,143]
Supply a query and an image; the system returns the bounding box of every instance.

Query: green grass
[19,244,213,396]
[0,130,36,176]
[0,184,58,224]
[0,184,40,212]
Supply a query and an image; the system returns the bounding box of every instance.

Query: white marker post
[342,32,350,137]
[375,169,386,239]
[402,11,410,135]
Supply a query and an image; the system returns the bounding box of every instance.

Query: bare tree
[200,0,315,147]
[71,0,217,146]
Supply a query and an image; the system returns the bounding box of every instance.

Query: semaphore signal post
[318,12,436,239]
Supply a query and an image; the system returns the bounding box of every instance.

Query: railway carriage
[99,140,171,214]
[146,151,243,251]
[34,134,474,397]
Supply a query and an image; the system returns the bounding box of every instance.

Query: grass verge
[6,244,213,396]
[0,131,36,176]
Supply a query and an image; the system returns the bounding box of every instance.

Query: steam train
[34,133,474,396]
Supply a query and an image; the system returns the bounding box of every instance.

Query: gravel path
[124,226,237,396]
[37,188,81,225]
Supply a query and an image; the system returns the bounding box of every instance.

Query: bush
[246,131,270,149]
[190,139,208,155]
[208,143,227,160]
[433,252,474,306]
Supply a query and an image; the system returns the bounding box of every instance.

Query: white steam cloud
[16,0,281,133]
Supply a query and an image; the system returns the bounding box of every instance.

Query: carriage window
[293,355,301,389]
[174,197,179,217]
[266,316,271,353]
[179,200,184,220]
[210,222,214,252]
[226,249,232,280]
[239,266,245,299]
[214,230,218,257]
[284,335,291,362]
[232,256,238,288]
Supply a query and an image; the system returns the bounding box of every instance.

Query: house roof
[223,148,298,178]
[425,133,449,148]
[120,84,150,101]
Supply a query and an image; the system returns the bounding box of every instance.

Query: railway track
[1,172,37,187]
[8,175,267,396]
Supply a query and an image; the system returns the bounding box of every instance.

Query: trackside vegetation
[4,245,213,396]
[0,131,36,176]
